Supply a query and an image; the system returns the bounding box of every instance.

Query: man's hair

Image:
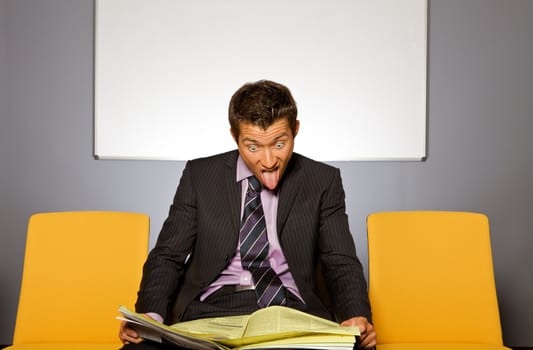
[228,80,298,140]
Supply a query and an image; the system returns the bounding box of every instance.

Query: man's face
[233,118,299,191]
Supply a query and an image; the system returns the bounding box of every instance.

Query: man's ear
[294,120,300,137]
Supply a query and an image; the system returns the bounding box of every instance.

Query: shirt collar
[236,155,253,183]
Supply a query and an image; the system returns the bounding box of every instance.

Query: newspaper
[118,305,359,350]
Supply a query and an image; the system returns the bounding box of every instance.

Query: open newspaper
[118,305,359,350]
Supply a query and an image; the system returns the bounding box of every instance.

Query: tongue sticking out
[260,170,280,191]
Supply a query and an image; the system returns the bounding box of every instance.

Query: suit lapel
[224,151,242,235]
[277,154,303,236]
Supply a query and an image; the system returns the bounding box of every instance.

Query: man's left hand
[340,316,376,349]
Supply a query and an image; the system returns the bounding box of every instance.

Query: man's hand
[119,319,143,345]
[340,316,376,349]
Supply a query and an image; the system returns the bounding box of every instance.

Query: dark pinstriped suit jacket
[136,150,371,324]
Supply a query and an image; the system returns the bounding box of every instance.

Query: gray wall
[1,0,532,347]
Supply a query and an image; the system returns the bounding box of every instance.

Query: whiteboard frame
[94,0,427,161]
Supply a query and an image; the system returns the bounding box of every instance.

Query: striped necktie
[239,176,286,307]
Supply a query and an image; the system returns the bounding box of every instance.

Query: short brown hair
[228,80,298,140]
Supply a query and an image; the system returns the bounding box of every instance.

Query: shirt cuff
[145,312,164,324]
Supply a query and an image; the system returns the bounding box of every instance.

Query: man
[120,80,376,349]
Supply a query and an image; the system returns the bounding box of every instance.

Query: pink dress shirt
[199,156,303,302]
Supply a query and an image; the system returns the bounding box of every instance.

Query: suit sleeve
[318,168,372,322]
[135,161,198,319]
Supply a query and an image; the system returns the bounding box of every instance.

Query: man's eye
[275,142,285,149]
[248,145,258,152]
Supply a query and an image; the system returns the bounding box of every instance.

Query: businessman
[120,80,376,349]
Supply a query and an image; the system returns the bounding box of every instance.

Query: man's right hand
[119,320,143,345]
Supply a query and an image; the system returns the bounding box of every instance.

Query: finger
[356,322,367,334]
[120,330,143,345]
[119,321,142,344]
[357,328,376,349]
[341,317,367,332]
[355,322,372,347]
[125,335,144,344]
[340,319,355,327]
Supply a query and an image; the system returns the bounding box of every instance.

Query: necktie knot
[248,176,262,193]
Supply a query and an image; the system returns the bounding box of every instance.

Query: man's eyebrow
[242,132,289,143]
[274,133,289,140]
[242,137,258,143]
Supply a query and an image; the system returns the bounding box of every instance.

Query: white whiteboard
[95,0,427,161]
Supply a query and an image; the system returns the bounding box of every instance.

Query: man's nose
[262,149,276,168]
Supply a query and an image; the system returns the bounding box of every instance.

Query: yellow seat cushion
[5,343,122,350]
[367,211,510,350]
[377,344,511,350]
[11,211,149,346]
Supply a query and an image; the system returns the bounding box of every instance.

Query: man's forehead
[239,120,292,140]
